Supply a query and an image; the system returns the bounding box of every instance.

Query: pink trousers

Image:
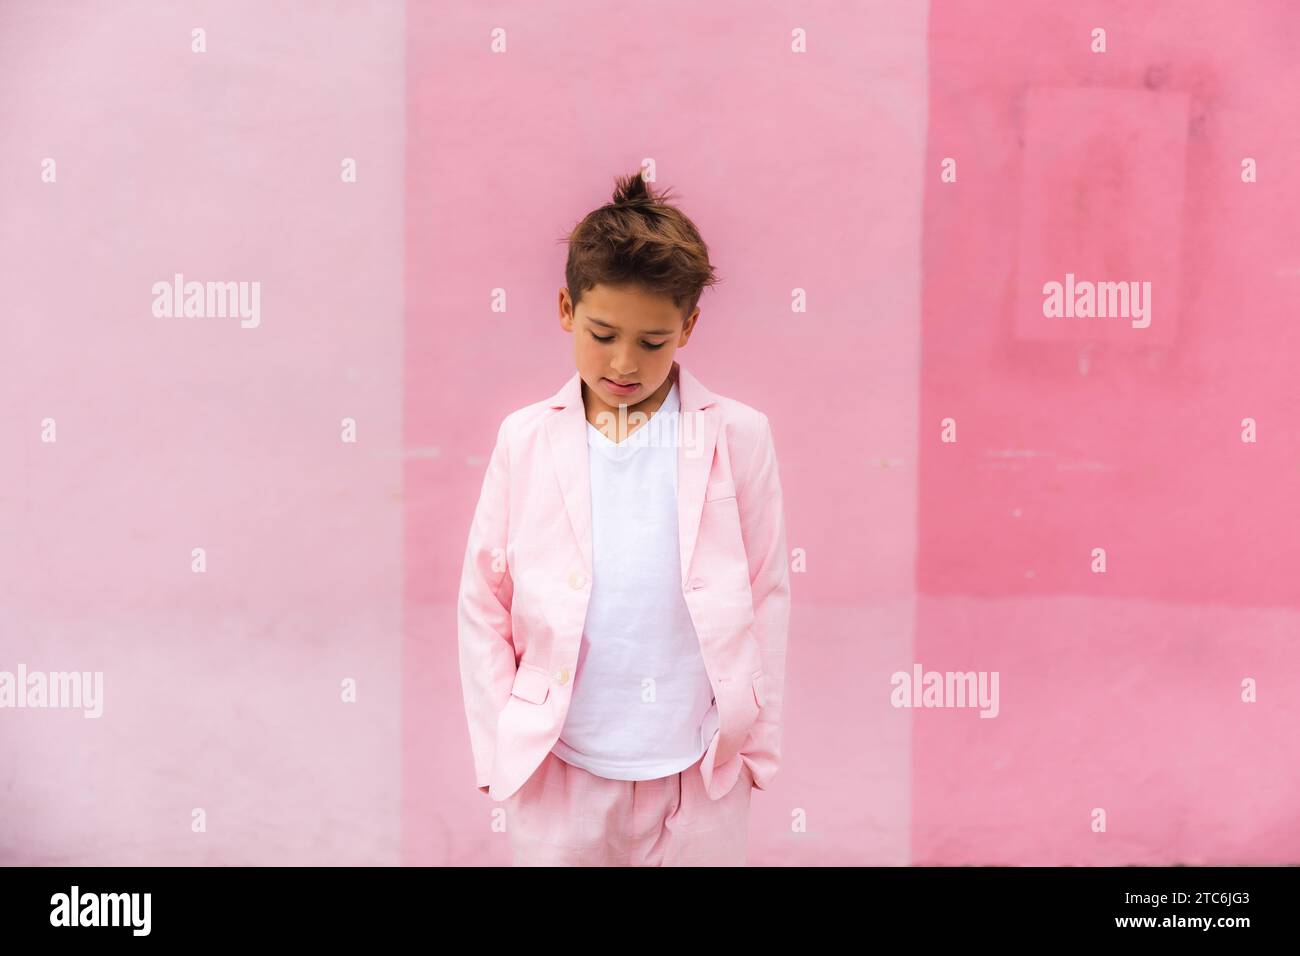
[504,749,754,866]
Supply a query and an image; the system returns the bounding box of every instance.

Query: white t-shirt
[551,380,721,779]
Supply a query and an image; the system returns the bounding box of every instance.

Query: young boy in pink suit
[457,171,791,866]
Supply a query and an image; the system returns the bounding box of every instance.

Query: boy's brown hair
[560,170,721,321]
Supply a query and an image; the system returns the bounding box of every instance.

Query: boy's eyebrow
[587,316,674,335]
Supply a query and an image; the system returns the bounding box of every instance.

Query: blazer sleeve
[457,416,517,794]
[737,413,791,791]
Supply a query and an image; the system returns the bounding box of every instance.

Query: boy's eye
[590,331,665,350]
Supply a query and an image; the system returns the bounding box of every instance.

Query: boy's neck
[582,364,678,442]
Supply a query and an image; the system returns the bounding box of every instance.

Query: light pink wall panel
[1,1,406,864]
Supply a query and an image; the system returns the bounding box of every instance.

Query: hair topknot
[612,170,655,205]
[560,169,721,320]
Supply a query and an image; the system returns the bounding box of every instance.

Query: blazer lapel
[674,362,720,587]
[543,371,593,576]
[542,360,720,586]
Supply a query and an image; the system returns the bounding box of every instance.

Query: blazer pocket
[511,663,551,704]
[751,669,765,709]
[705,478,737,502]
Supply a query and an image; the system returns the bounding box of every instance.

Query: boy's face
[559,282,699,414]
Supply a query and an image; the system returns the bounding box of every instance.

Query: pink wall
[0,1,406,865]
[915,0,1300,864]
[2,0,1295,866]
[401,0,928,866]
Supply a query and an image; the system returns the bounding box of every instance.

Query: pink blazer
[457,360,791,802]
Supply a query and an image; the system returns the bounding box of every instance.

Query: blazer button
[568,570,588,590]
[554,666,571,685]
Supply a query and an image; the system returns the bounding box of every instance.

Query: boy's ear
[558,291,576,332]
[680,308,700,341]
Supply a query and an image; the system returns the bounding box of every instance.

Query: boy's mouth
[602,378,640,393]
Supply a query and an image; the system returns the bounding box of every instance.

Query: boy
[457,171,790,866]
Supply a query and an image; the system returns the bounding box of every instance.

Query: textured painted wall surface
[1,1,405,864]
[3,0,1295,867]
[401,0,927,866]
[916,0,1300,863]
